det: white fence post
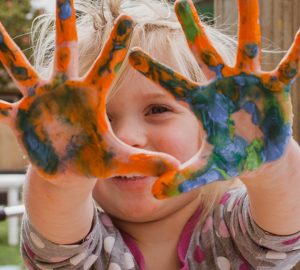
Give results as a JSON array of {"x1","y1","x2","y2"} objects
[
  {"x1": 0, "y1": 174, "x2": 25, "y2": 246},
  {"x1": 7, "y1": 187, "x2": 20, "y2": 246}
]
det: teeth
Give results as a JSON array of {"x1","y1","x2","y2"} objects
[{"x1": 115, "y1": 176, "x2": 143, "y2": 180}]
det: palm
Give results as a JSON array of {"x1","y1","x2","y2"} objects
[
  {"x1": 16, "y1": 80, "x2": 103, "y2": 176},
  {"x1": 187, "y1": 73, "x2": 291, "y2": 177},
  {"x1": 0, "y1": 0, "x2": 177, "y2": 179},
  {"x1": 129, "y1": 0, "x2": 299, "y2": 198}
]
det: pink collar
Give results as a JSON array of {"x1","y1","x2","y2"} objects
[{"x1": 120, "y1": 207, "x2": 202, "y2": 270}]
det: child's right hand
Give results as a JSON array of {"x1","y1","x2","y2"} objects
[{"x1": 0, "y1": 0, "x2": 179, "y2": 182}]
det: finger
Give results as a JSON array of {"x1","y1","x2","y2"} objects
[
  {"x1": 175, "y1": 0, "x2": 225, "y2": 79},
  {"x1": 274, "y1": 29, "x2": 300, "y2": 85},
  {"x1": 152, "y1": 142, "x2": 217, "y2": 198},
  {"x1": 55, "y1": 0, "x2": 78, "y2": 77},
  {"x1": 152, "y1": 165, "x2": 224, "y2": 199},
  {"x1": 84, "y1": 15, "x2": 133, "y2": 91},
  {"x1": 129, "y1": 48, "x2": 200, "y2": 101},
  {"x1": 235, "y1": 0, "x2": 261, "y2": 72},
  {"x1": 152, "y1": 171, "x2": 180, "y2": 199},
  {"x1": 0, "y1": 23, "x2": 40, "y2": 96},
  {"x1": 0, "y1": 100, "x2": 13, "y2": 120}
]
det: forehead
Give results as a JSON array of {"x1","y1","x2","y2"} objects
[{"x1": 115, "y1": 66, "x2": 169, "y2": 97}]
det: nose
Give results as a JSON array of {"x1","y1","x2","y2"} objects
[{"x1": 113, "y1": 119, "x2": 148, "y2": 149}]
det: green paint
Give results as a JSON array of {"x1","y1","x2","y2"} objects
[
  {"x1": 244, "y1": 139, "x2": 264, "y2": 171},
  {"x1": 201, "y1": 51, "x2": 216, "y2": 67},
  {"x1": 214, "y1": 167, "x2": 231, "y2": 180},
  {"x1": 228, "y1": 117, "x2": 235, "y2": 139},
  {"x1": 114, "y1": 62, "x2": 122, "y2": 73},
  {"x1": 176, "y1": 0, "x2": 201, "y2": 42},
  {"x1": 283, "y1": 84, "x2": 291, "y2": 97},
  {"x1": 165, "y1": 173, "x2": 184, "y2": 197}
]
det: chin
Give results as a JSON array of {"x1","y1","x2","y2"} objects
[{"x1": 103, "y1": 196, "x2": 165, "y2": 222}]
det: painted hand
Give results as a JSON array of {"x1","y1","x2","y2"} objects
[
  {"x1": 0, "y1": 0, "x2": 178, "y2": 179},
  {"x1": 129, "y1": 0, "x2": 300, "y2": 198}
]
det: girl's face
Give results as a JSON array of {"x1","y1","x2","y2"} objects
[{"x1": 93, "y1": 67, "x2": 202, "y2": 222}]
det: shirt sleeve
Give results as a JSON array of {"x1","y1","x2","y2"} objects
[
  {"x1": 21, "y1": 205, "x2": 102, "y2": 270},
  {"x1": 20, "y1": 206, "x2": 138, "y2": 270},
  {"x1": 221, "y1": 187, "x2": 300, "y2": 269}
]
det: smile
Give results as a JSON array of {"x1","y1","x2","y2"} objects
[
  {"x1": 113, "y1": 175, "x2": 147, "y2": 181},
  {"x1": 109, "y1": 175, "x2": 156, "y2": 193}
]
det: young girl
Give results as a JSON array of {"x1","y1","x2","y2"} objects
[{"x1": 0, "y1": 0, "x2": 300, "y2": 269}]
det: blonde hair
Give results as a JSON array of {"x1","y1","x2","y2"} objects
[{"x1": 31, "y1": 0, "x2": 243, "y2": 223}]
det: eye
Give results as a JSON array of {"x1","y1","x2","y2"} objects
[{"x1": 145, "y1": 105, "x2": 171, "y2": 116}]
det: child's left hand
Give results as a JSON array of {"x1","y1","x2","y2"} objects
[{"x1": 129, "y1": 0, "x2": 300, "y2": 198}]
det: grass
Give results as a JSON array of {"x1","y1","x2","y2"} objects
[{"x1": 0, "y1": 220, "x2": 23, "y2": 267}]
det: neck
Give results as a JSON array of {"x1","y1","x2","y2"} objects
[{"x1": 112, "y1": 194, "x2": 202, "y2": 270}]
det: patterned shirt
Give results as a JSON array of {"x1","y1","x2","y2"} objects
[{"x1": 21, "y1": 188, "x2": 300, "y2": 269}]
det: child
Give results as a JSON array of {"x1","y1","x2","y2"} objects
[{"x1": 0, "y1": 0, "x2": 300, "y2": 269}]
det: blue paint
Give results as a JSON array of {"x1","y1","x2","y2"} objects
[
  {"x1": 28, "y1": 86, "x2": 37, "y2": 97},
  {"x1": 17, "y1": 108, "x2": 59, "y2": 175},
  {"x1": 214, "y1": 136, "x2": 248, "y2": 173},
  {"x1": 63, "y1": 135, "x2": 80, "y2": 160},
  {"x1": 179, "y1": 168, "x2": 222, "y2": 193},
  {"x1": 242, "y1": 101, "x2": 260, "y2": 125},
  {"x1": 208, "y1": 64, "x2": 224, "y2": 78},
  {"x1": 11, "y1": 65, "x2": 30, "y2": 81},
  {"x1": 290, "y1": 78, "x2": 296, "y2": 86},
  {"x1": 233, "y1": 75, "x2": 246, "y2": 87},
  {"x1": 97, "y1": 21, "x2": 133, "y2": 76},
  {"x1": 280, "y1": 63, "x2": 297, "y2": 79},
  {"x1": 23, "y1": 129, "x2": 59, "y2": 174},
  {"x1": 58, "y1": 0, "x2": 73, "y2": 20},
  {"x1": 0, "y1": 33, "x2": 16, "y2": 61},
  {"x1": 244, "y1": 43, "x2": 259, "y2": 59},
  {"x1": 262, "y1": 123, "x2": 291, "y2": 161},
  {"x1": 207, "y1": 93, "x2": 230, "y2": 124},
  {"x1": 0, "y1": 32, "x2": 10, "y2": 54}
]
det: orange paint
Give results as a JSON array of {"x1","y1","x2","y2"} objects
[
  {"x1": 236, "y1": 0, "x2": 261, "y2": 72},
  {"x1": 175, "y1": 0, "x2": 224, "y2": 80},
  {"x1": 56, "y1": 47, "x2": 71, "y2": 74},
  {"x1": 0, "y1": 23, "x2": 40, "y2": 96}
]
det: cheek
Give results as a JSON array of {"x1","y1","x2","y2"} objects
[{"x1": 150, "y1": 123, "x2": 201, "y2": 163}]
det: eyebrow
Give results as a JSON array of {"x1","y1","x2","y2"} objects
[{"x1": 143, "y1": 93, "x2": 171, "y2": 99}]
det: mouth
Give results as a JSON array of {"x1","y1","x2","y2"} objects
[
  {"x1": 109, "y1": 175, "x2": 156, "y2": 192},
  {"x1": 112, "y1": 175, "x2": 148, "y2": 181}
]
